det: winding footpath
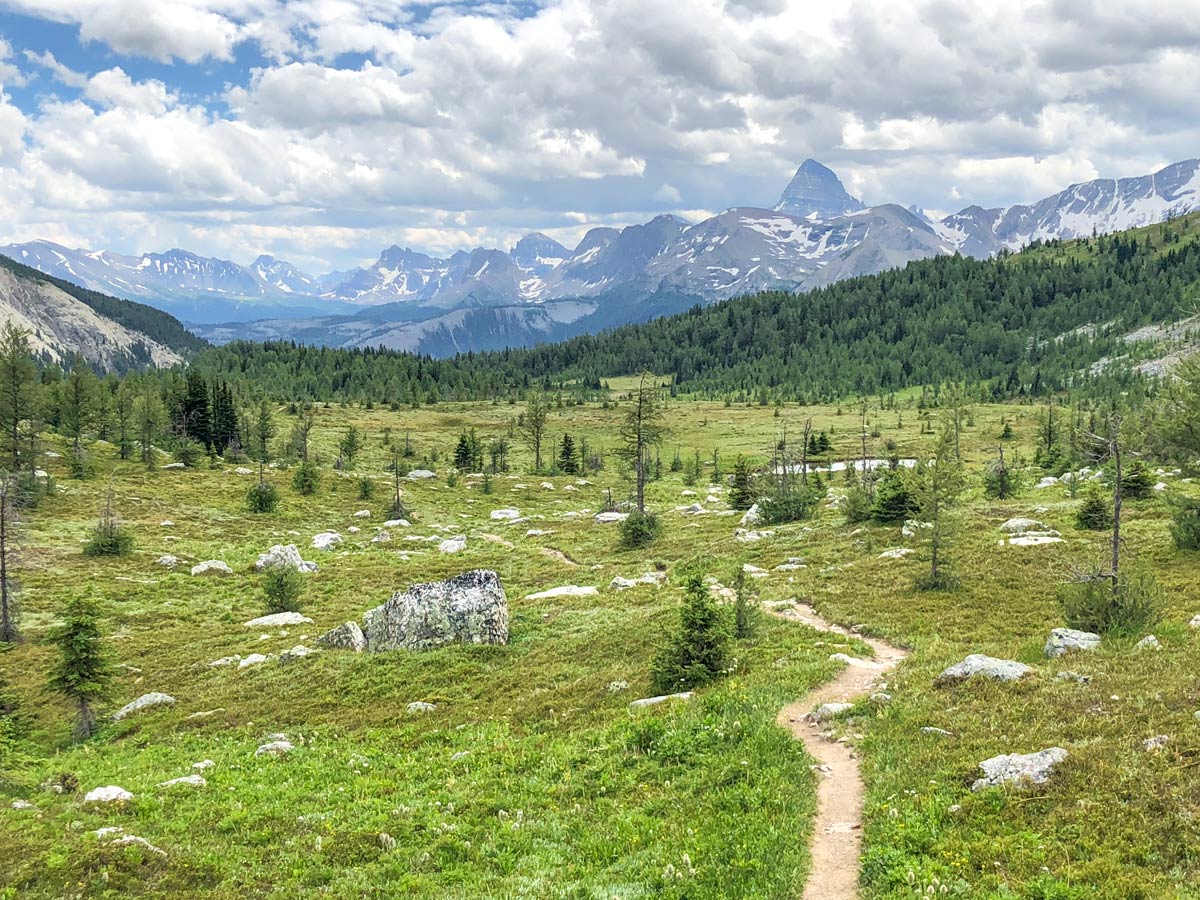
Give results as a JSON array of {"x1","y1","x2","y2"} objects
[{"x1": 770, "y1": 602, "x2": 908, "y2": 900}]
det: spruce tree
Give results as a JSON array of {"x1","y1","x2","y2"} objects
[
  {"x1": 48, "y1": 594, "x2": 113, "y2": 740},
  {"x1": 0, "y1": 323, "x2": 38, "y2": 473}
]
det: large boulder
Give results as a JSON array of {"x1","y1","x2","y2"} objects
[
  {"x1": 112, "y1": 692, "x2": 176, "y2": 722},
  {"x1": 1044, "y1": 628, "x2": 1100, "y2": 658},
  {"x1": 255, "y1": 544, "x2": 318, "y2": 573},
  {"x1": 364, "y1": 569, "x2": 508, "y2": 652},
  {"x1": 937, "y1": 655, "x2": 1032, "y2": 684},
  {"x1": 971, "y1": 748, "x2": 1068, "y2": 791},
  {"x1": 317, "y1": 621, "x2": 367, "y2": 652},
  {"x1": 740, "y1": 503, "x2": 762, "y2": 526}
]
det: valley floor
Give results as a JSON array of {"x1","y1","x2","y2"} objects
[{"x1": 2, "y1": 396, "x2": 1200, "y2": 899}]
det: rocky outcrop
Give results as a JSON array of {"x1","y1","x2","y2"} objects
[{"x1": 363, "y1": 569, "x2": 508, "y2": 652}]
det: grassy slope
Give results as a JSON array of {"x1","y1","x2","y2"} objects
[{"x1": 1, "y1": 396, "x2": 1199, "y2": 898}]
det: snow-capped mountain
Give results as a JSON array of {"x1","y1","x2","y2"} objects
[
  {"x1": 5, "y1": 157, "x2": 1199, "y2": 337},
  {"x1": 935, "y1": 159, "x2": 1200, "y2": 256}
]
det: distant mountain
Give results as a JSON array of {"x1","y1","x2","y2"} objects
[
  {"x1": 7, "y1": 158, "x2": 1200, "y2": 351},
  {"x1": 0, "y1": 253, "x2": 200, "y2": 370},
  {"x1": 935, "y1": 159, "x2": 1200, "y2": 255}
]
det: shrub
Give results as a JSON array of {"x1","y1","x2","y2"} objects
[
  {"x1": 650, "y1": 574, "x2": 731, "y2": 693},
  {"x1": 841, "y1": 481, "x2": 873, "y2": 523},
  {"x1": 247, "y1": 481, "x2": 279, "y2": 514},
  {"x1": 620, "y1": 510, "x2": 662, "y2": 549},
  {"x1": 357, "y1": 477, "x2": 375, "y2": 501},
  {"x1": 730, "y1": 456, "x2": 754, "y2": 510},
  {"x1": 292, "y1": 461, "x2": 321, "y2": 496},
  {"x1": 263, "y1": 565, "x2": 304, "y2": 614},
  {"x1": 68, "y1": 451, "x2": 90, "y2": 480},
  {"x1": 758, "y1": 489, "x2": 817, "y2": 525},
  {"x1": 870, "y1": 469, "x2": 916, "y2": 523},
  {"x1": 731, "y1": 567, "x2": 760, "y2": 639},
  {"x1": 982, "y1": 457, "x2": 1024, "y2": 500},
  {"x1": 1075, "y1": 486, "x2": 1112, "y2": 531},
  {"x1": 82, "y1": 496, "x2": 133, "y2": 557},
  {"x1": 1119, "y1": 460, "x2": 1154, "y2": 500},
  {"x1": 1058, "y1": 570, "x2": 1162, "y2": 637},
  {"x1": 1168, "y1": 494, "x2": 1200, "y2": 550},
  {"x1": 174, "y1": 440, "x2": 204, "y2": 468}
]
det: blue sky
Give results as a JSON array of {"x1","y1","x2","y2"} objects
[{"x1": 0, "y1": 0, "x2": 1197, "y2": 274}]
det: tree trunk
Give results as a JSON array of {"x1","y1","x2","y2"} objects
[{"x1": 1111, "y1": 435, "x2": 1122, "y2": 593}]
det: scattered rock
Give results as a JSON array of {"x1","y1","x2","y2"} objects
[
  {"x1": 610, "y1": 572, "x2": 666, "y2": 590},
  {"x1": 594, "y1": 511, "x2": 628, "y2": 524},
  {"x1": 1008, "y1": 534, "x2": 1066, "y2": 547},
  {"x1": 84, "y1": 785, "x2": 134, "y2": 804},
  {"x1": 1143, "y1": 734, "x2": 1170, "y2": 752},
  {"x1": 1055, "y1": 671, "x2": 1091, "y2": 684},
  {"x1": 238, "y1": 654, "x2": 270, "y2": 669},
  {"x1": 279, "y1": 645, "x2": 318, "y2": 664},
  {"x1": 1044, "y1": 628, "x2": 1101, "y2": 658},
  {"x1": 190, "y1": 560, "x2": 232, "y2": 577},
  {"x1": 1035, "y1": 476, "x2": 1060, "y2": 489},
  {"x1": 160, "y1": 462, "x2": 185, "y2": 470},
  {"x1": 312, "y1": 531, "x2": 343, "y2": 551},
  {"x1": 1190, "y1": 614, "x2": 1200, "y2": 629},
  {"x1": 809, "y1": 702, "x2": 854, "y2": 722},
  {"x1": 740, "y1": 503, "x2": 762, "y2": 526},
  {"x1": 255, "y1": 740, "x2": 294, "y2": 757},
  {"x1": 363, "y1": 569, "x2": 509, "y2": 651},
  {"x1": 155, "y1": 554, "x2": 180, "y2": 568},
  {"x1": 235, "y1": 467, "x2": 253, "y2": 475},
  {"x1": 879, "y1": 548, "x2": 914, "y2": 559},
  {"x1": 158, "y1": 774, "x2": 206, "y2": 788},
  {"x1": 735, "y1": 529, "x2": 774, "y2": 543},
  {"x1": 371, "y1": 530, "x2": 392, "y2": 544},
  {"x1": 244, "y1": 611, "x2": 312, "y2": 629},
  {"x1": 437, "y1": 536, "x2": 467, "y2": 554},
  {"x1": 630, "y1": 691, "x2": 694, "y2": 709},
  {"x1": 112, "y1": 692, "x2": 176, "y2": 721},
  {"x1": 192, "y1": 760, "x2": 215, "y2": 771},
  {"x1": 317, "y1": 621, "x2": 367, "y2": 652},
  {"x1": 921, "y1": 726, "x2": 955, "y2": 737},
  {"x1": 540, "y1": 482, "x2": 555, "y2": 490},
  {"x1": 353, "y1": 510, "x2": 371, "y2": 518},
  {"x1": 406, "y1": 701, "x2": 436, "y2": 714},
  {"x1": 407, "y1": 469, "x2": 436, "y2": 479},
  {"x1": 607, "y1": 680, "x2": 629, "y2": 693},
  {"x1": 208, "y1": 655, "x2": 241, "y2": 667},
  {"x1": 451, "y1": 751, "x2": 472, "y2": 762},
  {"x1": 1000, "y1": 517, "x2": 1050, "y2": 534},
  {"x1": 937, "y1": 655, "x2": 1032, "y2": 684},
  {"x1": 1136, "y1": 634, "x2": 1162, "y2": 651},
  {"x1": 11, "y1": 799, "x2": 34, "y2": 810},
  {"x1": 971, "y1": 747, "x2": 1068, "y2": 791},
  {"x1": 95, "y1": 830, "x2": 166, "y2": 856},
  {"x1": 490, "y1": 508, "x2": 521, "y2": 521},
  {"x1": 255, "y1": 544, "x2": 318, "y2": 573},
  {"x1": 676, "y1": 502, "x2": 706, "y2": 515},
  {"x1": 525, "y1": 585, "x2": 598, "y2": 600}
]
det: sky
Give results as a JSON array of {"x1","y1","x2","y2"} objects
[{"x1": 0, "y1": 0, "x2": 1197, "y2": 274}]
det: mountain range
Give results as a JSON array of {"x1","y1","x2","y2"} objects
[{"x1": 4, "y1": 158, "x2": 1199, "y2": 355}]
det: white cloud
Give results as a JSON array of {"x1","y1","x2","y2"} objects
[{"x1": 0, "y1": 0, "x2": 1197, "y2": 270}]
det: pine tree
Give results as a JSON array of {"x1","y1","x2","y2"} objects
[
  {"x1": 59, "y1": 354, "x2": 97, "y2": 466},
  {"x1": 181, "y1": 371, "x2": 212, "y2": 449},
  {"x1": 48, "y1": 594, "x2": 113, "y2": 740},
  {"x1": 520, "y1": 393, "x2": 550, "y2": 472},
  {"x1": 339, "y1": 424, "x2": 363, "y2": 468},
  {"x1": 0, "y1": 323, "x2": 38, "y2": 473},
  {"x1": 730, "y1": 455, "x2": 754, "y2": 509},
  {"x1": 910, "y1": 424, "x2": 966, "y2": 588},
  {"x1": 134, "y1": 387, "x2": 166, "y2": 467},
  {"x1": 113, "y1": 381, "x2": 135, "y2": 460},
  {"x1": 651, "y1": 573, "x2": 731, "y2": 693},
  {"x1": 558, "y1": 433, "x2": 579, "y2": 475}
]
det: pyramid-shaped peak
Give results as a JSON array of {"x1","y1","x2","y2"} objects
[{"x1": 775, "y1": 159, "x2": 865, "y2": 219}]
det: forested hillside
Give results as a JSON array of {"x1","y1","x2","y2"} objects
[
  {"x1": 190, "y1": 215, "x2": 1200, "y2": 403},
  {"x1": 0, "y1": 254, "x2": 205, "y2": 358}
]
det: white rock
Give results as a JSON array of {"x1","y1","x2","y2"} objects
[
  {"x1": 353, "y1": 510, "x2": 371, "y2": 518},
  {"x1": 526, "y1": 528, "x2": 552, "y2": 536},
  {"x1": 810, "y1": 702, "x2": 854, "y2": 722},
  {"x1": 594, "y1": 511, "x2": 628, "y2": 524},
  {"x1": 11, "y1": 799, "x2": 34, "y2": 810},
  {"x1": 84, "y1": 786, "x2": 133, "y2": 804},
  {"x1": 190, "y1": 560, "x2": 232, "y2": 577},
  {"x1": 255, "y1": 544, "x2": 317, "y2": 573},
  {"x1": 1136, "y1": 634, "x2": 1161, "y2": 651},
  {"x1": 158, "y1": 774, "x2": 206, "y2": 788},
  {"x1": 244, "y1": 612, "x2": 312, "y2": 628},
  {"x1": 1153, "y1": 482, "x2": 1169, "y2": 492},
  {"x1": 238, "y1": 654, "x2": 270, "y2": 669},
  {"x1": 438, "y1": 536, "x2": 467, "y2": 554},
  {"x1": 382, "y1": 519, "x2": 410, "y2": 528},
  {"x1": 1143, "y1": 734, "x2": 1170, "y2": 752},
  {"x1": 879, "y1": 548, "x2": 914, "y2": 559},
  {"x1": 371, "y1": 531, "x2": 392, "y2": 544},
  {"x1": 735, "y1": 529, "x2": 773, "y2": 543},
  {"x1": 1190, "y1": 614, "x2": 1200, "y2": 629},
  {"x1": 526, "y1": 585, "x2": 598, "y2": 600},
  {"x1": 490, "y1": 508, "x2": 521, "y2": 521},
  {"x1": 311, "y1": 531, "x2": 343, "y2": 551},
  {"x1": 610, "y1": 572, "x2": 666, "y2": 591},
  {"x1": 540, "y1": 482, "x2": 555, "y2": 490},
  {"x1": 159, "y1": 520, "x2": 175, "y2": 527},
  {"x1": 235, "y1": 467, "x2": 253, "y2": 475},
  {"x1": 208, "y1": 655, "x2": 241, "y2": 668},
  {"x1": 971, "y1": 748, "x2": 1068, "y2": 791},
  {"x1": 740, "y1": 503, "x2": 762, "y2": 526},
  {"x1": 347, "y1": 526, "x2": 361, "y2": 534},
  {"x1": 407, "y1": 701, "x2": 437, "y2": 714},
  {"x1": 160, "y1": 462, "x2": 186, "y2": 470},
  {"x1": 192, "y1": 760, "x2": 215, "y2": 771},
  {"x1": 1044, "y1": 628, "x2": 1101, "y2": 658},
  {"x1": 676, "y1": 503, "x2": 705, "y2": 515},
  {"x1": 279, "y1": 645, "x2": 317, "y2": 664},
  {"x1": 155, "y1": 554, "x2": 180, "y2": 568},
  {"x1": 407, "y1": 469, "x2": 436, "y2": 479},
  {"x1": 937, "y1": 655, "x2": 1031, "y2": 683},
  {"x1": 1008, "y1": 535, "x2": 1065, "y2": 546},
  {"x1": 1000, "y1": 517, "x2": 1050, "y2": 534},
  {"x1": 255, "y1": 740, "x2": 294, "y2": 757},
  {"x1": 112, "y1": 692, "x2": 176, "y2": 721},
  {"x1": 1035, "y1": 476, "x2": 1060, "y2": 489},
  {"x1": 630, "y1": 691, "x2": 694, "y2": 709}
]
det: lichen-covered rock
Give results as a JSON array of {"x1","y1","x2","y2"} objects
[
  {"x1": 238, "y1": 653, "x2": 270, "y2": 669},
  {"x1": 407, "y1": 469, "x2": 436, "y2": 479},
  {"x1": 190, "y1": 560, "x2": 232, "y2": 577},
  {"x1": 255, "y1": 544, "x2": 317, "y2": 573},
  {"x1": 407, "y1": 701, "x2": 436, "y2": 714},
  {"x1": 971, "y1": 747, "x2": 1067, "y2": 791},
  {"x1": 255, "y1": 740, "x2": 294, "y2": 757},
  {"x1": 279, "y1": 645, "x2": 318, "y2": 664},
  {"x1": 809, "y1": 702, "x2": 854, "y2": 722},
  {"x1": 594, "y1": 511, "x2": 628, "y2": 524},
  {"x1": 112, "y1": 692, "x2": 176, "y2": 721},
  {"x1": 244, "y1": 611, "x2": 312, "y2": 628},
  {"x1": 740, "y1": 503, "x2": 762, "y2": 526},
  {"x1": 1000, "y1": 517, "x2": 1050, "y2": 534},
  {"x1": 937, "y1": 655, "x2": 1032, "y2": 684},
  {"x1": 490, "y1": 508, "x2": 521, "y2": 520},
  {"x1": 311, "y1": 531, "x2": 343, "y2": 551},
  {"x1": 1044, "y1": 628, "x2": 1100, "y2": 658},
  {"x1": 438, "y1": 536, "x2": 467, "y2": 554},
  {"x1": 317, "y1": 621, "x2": 367, "y2": 652},
  {"x1": 363, "y1": 569, "x2": 508, "y2": 652},
  {"x1": 1136, "y1": 634, "x2": 1161, "y2": 651},
  {"x1": 155, "y1": 554, "x2": 180, "y2": 569}
]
